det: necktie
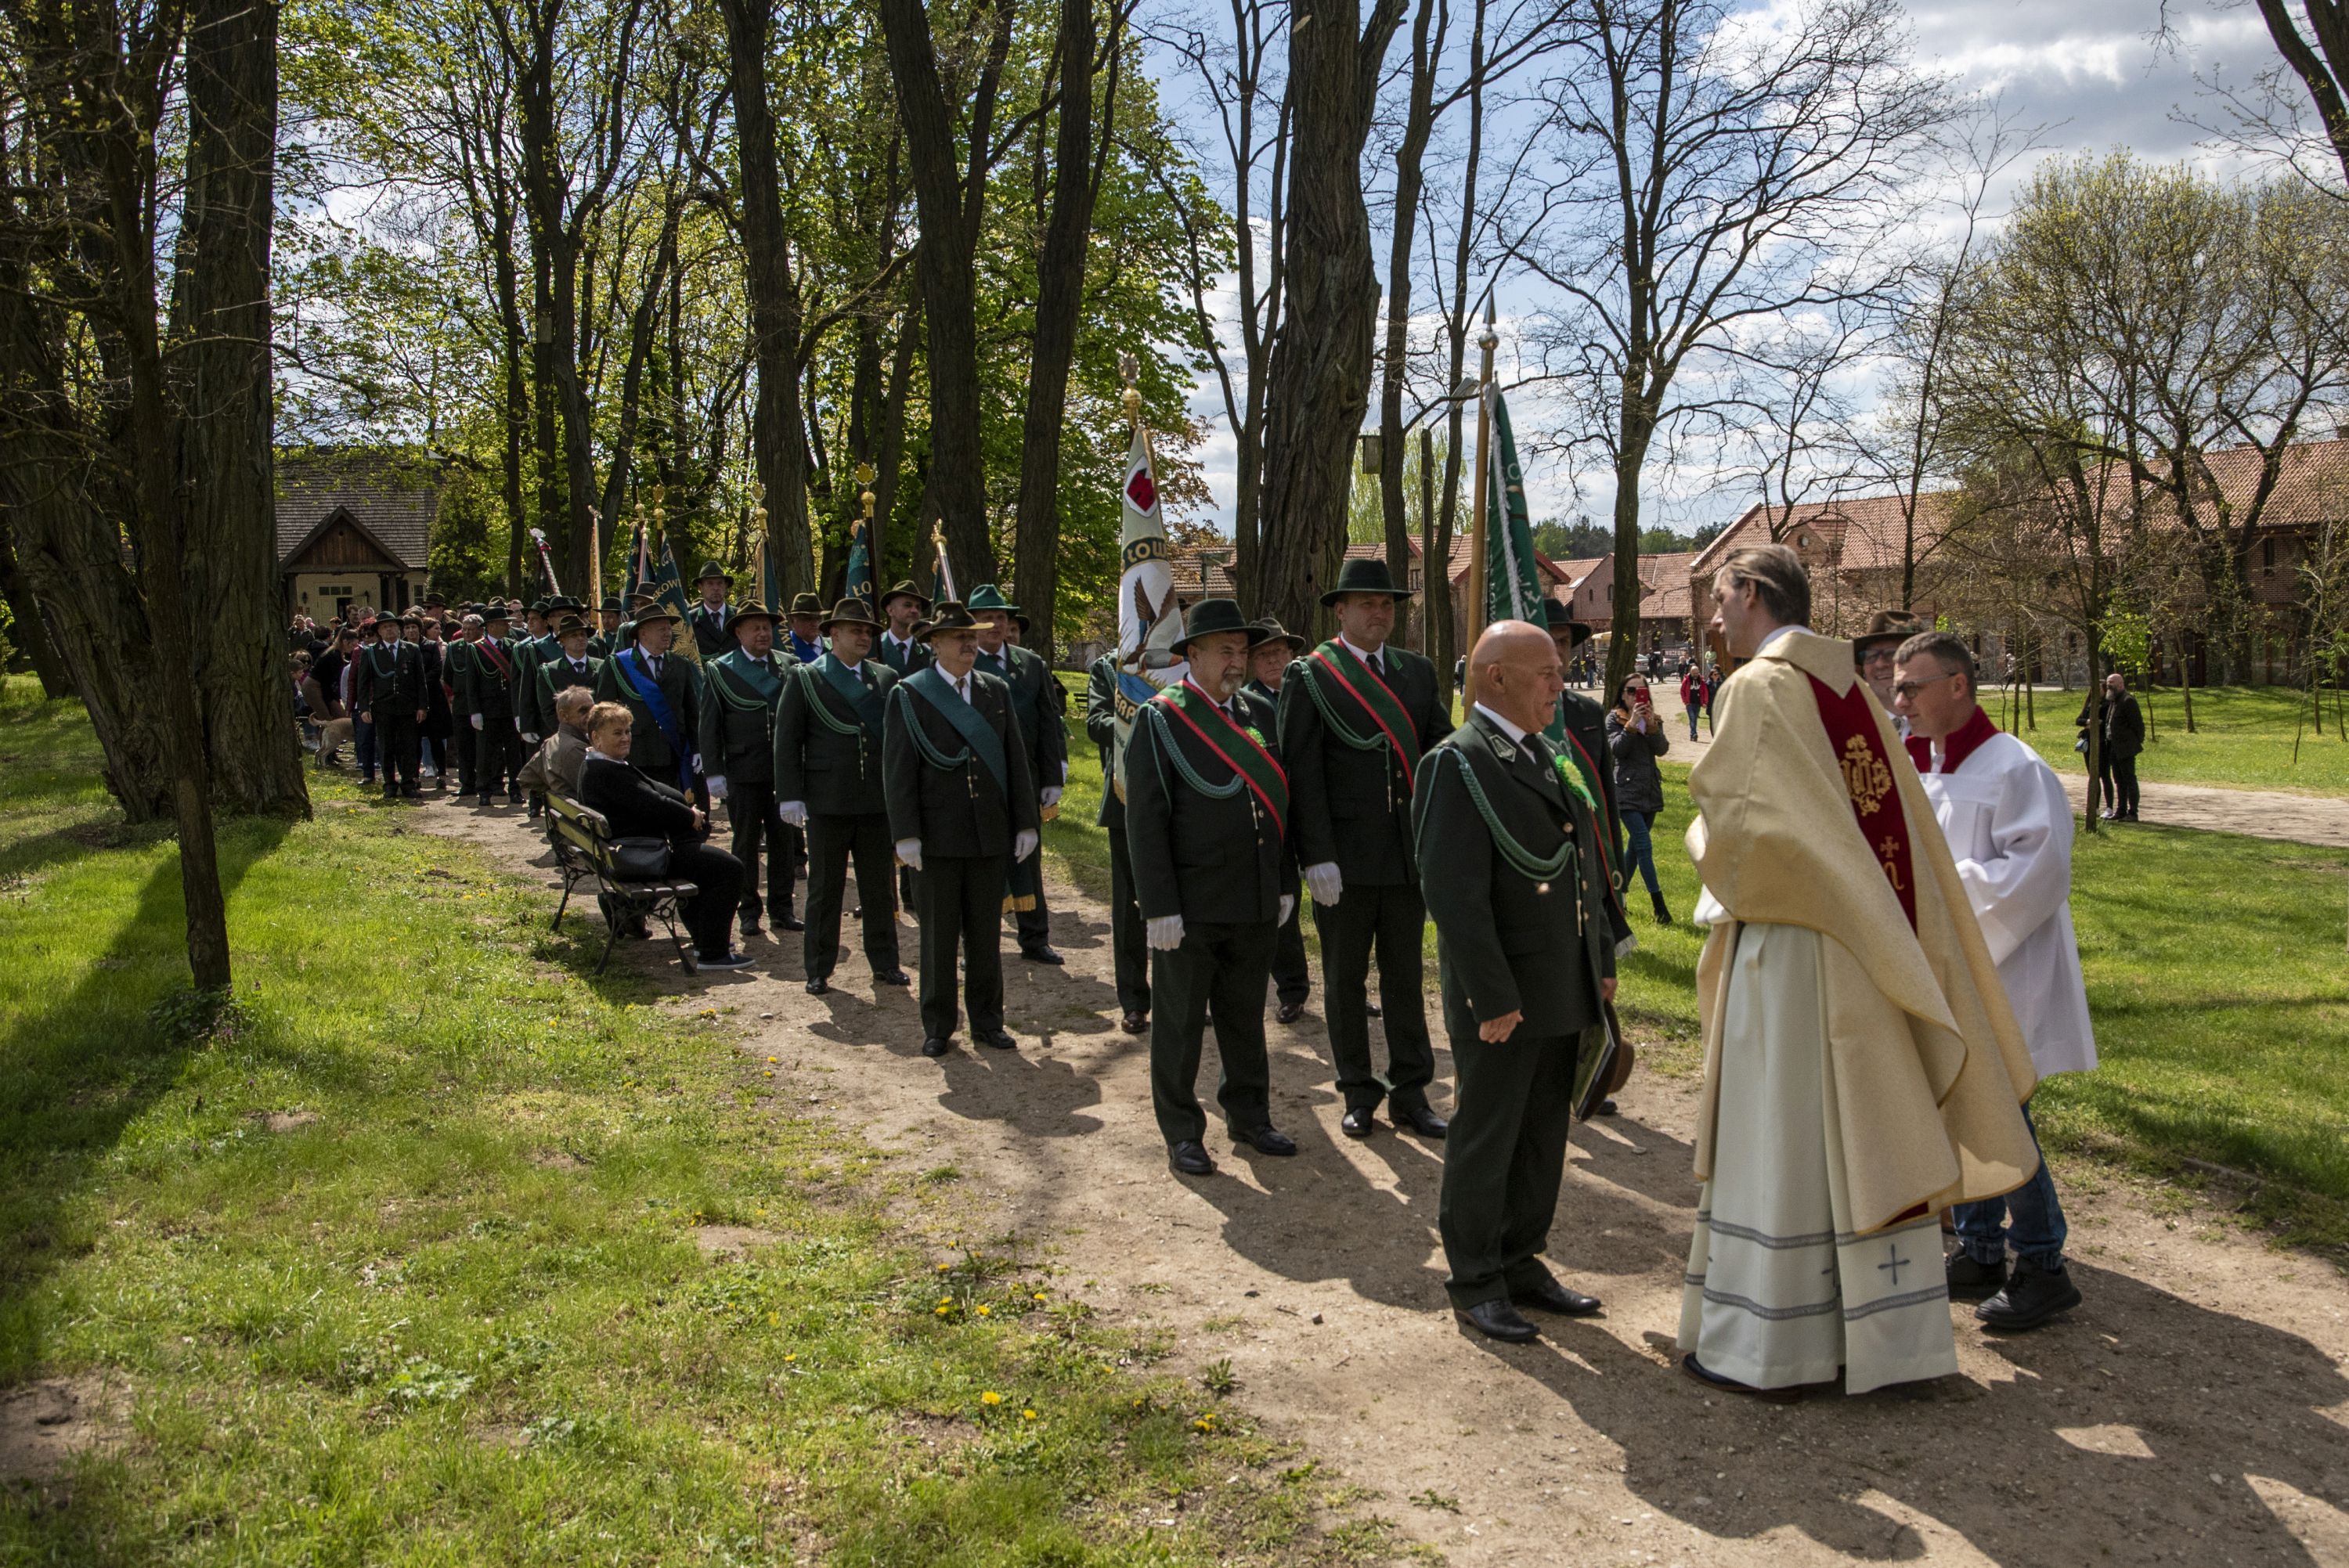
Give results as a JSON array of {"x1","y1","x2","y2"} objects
[{"x1": 649, "y1": 657, "x2": 662, "y2": 680}]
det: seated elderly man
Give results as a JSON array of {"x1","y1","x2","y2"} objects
[{"x1": 520, "y1": 685, "x2": 596, "y2": 801}]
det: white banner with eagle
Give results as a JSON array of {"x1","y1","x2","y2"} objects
[{"x1": 1110, "y1": 424, "x2": 1186, "y2": 802}]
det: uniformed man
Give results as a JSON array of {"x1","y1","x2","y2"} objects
[
  {"x1": 783, "y1": 592, "x2": 827, "y2": 665},
  {"x1": 967, "y1": 584, "x2": 1066, "y2": 964},
  {"x1": 353, "y1": 609, "x2": 428, "y2": 801},
  {"x1": 776, "y1": 598, "x2": 908, "y2": 995},
  {"x1": 528, "y1": 615, "x2": 604, "y2": 767},
  {"x1": 417, "y1": 612, "x2": 454, "y2": 788},
  {"x1": 698, "y1": 601, "x2": 799, "y2": 940},
  {"x1": 1247, "y1": 616, "x2": 1312, "y2": 1025},
  {"x1": 882, "y1": 601, "x2": 1040, "y2": 1058},
  {"x1": 459, "y1": 604, "x2": 525, "y2": 807},
  {"x1": 1083, "y1": 648, "x2": 1150, "y2": 1035},
  {"x1": 595, "y1": 603, "x2": 704, "y2": 799},
  {"x1": 446, "y1": 611, "x2": 484, "y2": 798},
  {"x1": 874, "y1": 582, "x2": 932, "y2": 674},
  {"x1": 1415, "y1": 619, "x2": 1621, "y2": 1343},
  {"x1": 1278, "y1": 557, "x2": 1454, "y2": 1139},
  {"x1": 588, "y1": 596, "x2": 626, "y2": 659},
  {"x1": 1125, "y1": 600, "x2": 1297, "y2": 1177},
  {"x1": 1541, "y1": 601, "x2": 1632, "y2": 968},
  {"x1": 521, "y1": 598, "x2": 550, "y2": 647},
  {"x1": 688, "y1": 564, "x2": 736, "y2": 658}
]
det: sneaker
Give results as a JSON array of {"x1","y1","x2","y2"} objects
[
  {"x1": 1975, "y1": 1259, "x2": 2080, "y2": 1331},
  {"x1": 1945, "y1": 1250, "x2": 2008, "y2": 1300},
  {"x1": 698, "y1": 951, "x2": 756, "y2": 971}
]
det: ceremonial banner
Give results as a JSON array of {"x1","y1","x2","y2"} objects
[
  {"x1": 651, "y1": 533, "x2": 701, "y2": 665},
  {"x1": 1481, "y1": 385, "x2": 1546, "y2": 627},
  {"x1": 624, "y1": 511, "x2": 651, "y2": 601},
  {"x1": 928, "y1": 522, "x2": 958, "y2": 607},
  {"x1": 1110, "y1": 424, "x2": 1187, "y2": 802},
  {"x1": 845, "y1": 521, "x2": 875, "y2": 605},
  {"x1": 751, "y1": 532, "x2": 781, "y2": 614}
]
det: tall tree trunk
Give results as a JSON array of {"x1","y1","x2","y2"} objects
[
  {"x1": 877, "y1": 0, "x2": 1010, "y2": 589},
  {"x1": 494, "y1": 203, "x2": 529, "y2": 602},
  {"x1": 1011, "y1": 0, "x2": 1106, "y2": 665},
  {"x1": 1258, "y1": 0, "x2": 1407, "y2": 635},
  {"x1": 0, "y1": 517, "x2": 75, "y2": 698},
  {"x1": 874, "y1": 294, "x2": 922, "y2": 579},
  {"x1": 174, "y1": 0, "x2": 306, "y2": 815},
  {"x1": 1604, "y1": 408, "x2": 1657, "y2": 692},
  {"x1": 529, "y1": 240, "x2": 561, "y2": 593},
  {"x1": 1379, "y1": 0, "x2": 1444, "y2": 640},
  {"x1": 1429, "y1": 0, "x2": 1485, "y2": 691}
]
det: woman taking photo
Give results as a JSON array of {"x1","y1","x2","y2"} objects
[
  {"x1": 578, "y1": 701, "x2": 752, "y2": 971},
  {"x1": 1604, "y1": 675, "x2": 1672, "y2": 924}
]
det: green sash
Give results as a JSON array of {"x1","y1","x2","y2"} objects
[
  {"x1": 897, "y1": 666, "x2": 1008, "y2": 793},
  {"x1": 1304, "y1": 640, "x2": 1420, "y2": 788},
  {"x1": 814, "y1": 654, "x2": 886, "y2": 740},
  {"x1": 705, "y1": 654, "x2": 781, "y2": 713},
  {"x1": 1153, "y1": 679, "x2": 1288, "y2": 836}
]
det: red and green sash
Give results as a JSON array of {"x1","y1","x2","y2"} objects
[
  {"x1": 1156, "y1": 679, "x2": 1289, "y2": 836},
  {"x1": 1808, "y1": 675, "x2": 1918, "y2": 931},
  {"x1": 1306, "y1": 640, "x2": 1420, "y2": 788}
]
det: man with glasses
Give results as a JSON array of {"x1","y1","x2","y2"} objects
[{"x1": 1853, "y1": 611, "x2": 1927, "y2": 731}]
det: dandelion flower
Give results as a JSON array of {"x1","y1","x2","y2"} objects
[
  {"x1": 934, "y1": 1306, "x2": 950, "y2": 1317},
  {"x1": 936, "y1": 1263, "x2": 950, "y2": 1272},
  {"x1": 1022, "y1": 1409, "x2": 1037, "y2": 1422},
  {"x1": 975, "y1": 1305, "x2": 991, "y2": 1317},
  {"x1": 1032, "y1": 1292, "x2": 1046, "y2": 1302},
  {"x1": 980, "y1": 1391, "x2": 1004, "y2": 1407}
]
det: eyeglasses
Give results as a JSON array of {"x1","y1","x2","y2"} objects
[
  {"x1": 1859, "y1": 647, "x2": 1899, "y2": 669},
  {"x1": 1890, "y1": 671, "x2": 1960, "y2": 700}
]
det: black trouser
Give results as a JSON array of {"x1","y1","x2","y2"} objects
[
  {"x1": 475, "y1": 721, "x2": 522, "y2": 800},
  {"x1": 1312, "y1": 882, "x2": 1437, "y2": 1113},
  {"x1": 1106, "y1": 822, "x2": 1151, "y2": 1016},
  {"x1": 916, "y1": 853, "x2": 1006, "y2": 1040},
  {"x1": 2110, "y1": 753, "x2": 2140, "y2": 817},
  {"x1": 372, "y1": 712, "x2": 420, "y2": 795},
  {"x1": 1012, "y1": 885, "x2": 1053, "y2": 953},
  {"x1": 669, "y1": 841, "x2": 746, "y2": 961},
  {"x1": 1149, "y1": 919, "x2": 1276, "y2": 1145},
  {"x1": 454, "y1": 718, "x2": 479, "y2": 795},
  {"x1": 724, "y1": 781, "x2": 796, "y2": 927},
  {"x1": 1272, "y1": 868, "x2": 1309, "y2": 1007},
  {"x1": 1440, "y1": 1027, "x2": 1580, "y2": 1309},
  {"x1": 806, "y1": 811, "x2": 900, "y2": 979}
]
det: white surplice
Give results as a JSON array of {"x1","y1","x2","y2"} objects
[
  {"x1": 1678, "y1": 923, "x2": 1961, "y2": 1394},
  {"x1": 1914, "y1": 731, "x2": 2098, "y2": 1078}
]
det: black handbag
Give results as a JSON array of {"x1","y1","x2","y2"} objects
[{"x1": 608, "y1": 836, "x2": 672, "y2": 879}]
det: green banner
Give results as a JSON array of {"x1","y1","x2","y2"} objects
[{"x1": 1483, "y1": 385, "x2": 1547, "y2": 626}]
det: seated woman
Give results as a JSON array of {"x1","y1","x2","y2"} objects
[
  {"x1": 577, "y1": 701, "x2": 752, "y2": 971},
  {"x1": 1604, "y1": 674, "x2": 1672, "y2": 925}
]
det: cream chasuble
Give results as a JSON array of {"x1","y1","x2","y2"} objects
[{"x1": 1678, "y1": 630, "x2": 2039, "y2": 1394}]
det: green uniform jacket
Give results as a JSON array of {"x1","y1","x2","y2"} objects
[
  {"x1": 1123, "y1": 686, "x2": 1292, "y2": 926},
  {"x1": 586, "y1": 630, "x2": 620, "y2": 660},
  {"x1": 1277, "y1": 643, "x2": 1454, "y2": 886},
  {"x1": 527, "y1": 652, "x2": 604, "y2": 740},
  {"x1": 511, "y1": 633, "x2": 559, "y2": 734},
  {"x1": 774, "y1": 657, "x2": 898, "y2": 816},
  {"x1": 445, "y1": 640, "x2": 478, "y2": 719},
  {"x1": 687, "y1": 603, "x2": 735, "y2": 661},
  {"x1": 882, "y1": 669, "x2": 1038, "y2": 857},
  {"x1": 695, "y1": 647, "x2": 792, "y2": 786},
  {"x1": 353, "y1": 640, "x2": 425, "y2": 716},
  {"x1": 1084, "y1": 655, "x2": 1124, "y2": 830},
  {"x1": 875, "y1": 631, "x2": 931, "y2": 676},
  {"x1": 976, "y1": 643, "x2": 1068, "y2": 794},
  {"x1": 458, "y1": 635, "x2": 521, "y2": 722},
  {"x1": 593, "y1": 645, "x2": 703, "y2": 776},
  {"x1": 1413, "y1": 708, "x2": 1619, "y2": 1038}
]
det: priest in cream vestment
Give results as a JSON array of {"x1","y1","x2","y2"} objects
[{"x1": 1679, "y1": 546, "x2": 2039, "y2": 1400}]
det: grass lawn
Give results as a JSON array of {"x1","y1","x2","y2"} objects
[
  {"x1": 1988, "y1": 683, "x2": 2349, "y2": 798},
  {"x1": 0, "y1": 678, "x2": 1381, "y2": 1565}
]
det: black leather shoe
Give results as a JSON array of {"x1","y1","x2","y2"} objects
[
  {"x1": 1511, "y1": 1275, "x2": 1602, "y2": 1317},
  {"x1": 1455, "y1": 1299, "x2": 1539, "y2": 1343},
  {"x1": 1593, "y1": 1098, "x2": 1618, "y2": 1117},
  {"x1": 1169, "y1": 1140, "x2": 1215, "y2": 1176},
  {"x1": 805, "y1": 977, "x2": 831, "y2": 996},
  {"x1": 776, "y1": 911, "x2": 805, "y2": 932},
  {"x1": 976, "y1": 1028, "x2": 1017, "y2": 1051},
  {"x1": 1976, "y1": 1260, "x2": 2080, "y2": 1330},
  {"x1": 739, "y1": 919, "x2": 763, "y2": 939},
  {"x1": 1340, "y1": 1106, "x2": 1377, "y2": 1139},
  {"x1": 1276, "y1": 1000, "x2": 1306, "y2": 1025},
  {"x1": 1232, "y1": 1124, "x2": 1297, "y2": 1156},
  {"x1": 1681, "y1": 1353, "x2": 1801, "y2": 1403},
  {"x1": 1120, "y1": 1011, "x2": 1149, "y2": 1036},
  {"x1": 1019, "y1": 945, "x2": 1065, "y2": 965},
  {"x1": 921, "y1": 1036, "x2": 951, "y2": 1058},
  {"x1": 873, "y1": 968, "x2": 911, "y2": 986},
  {"x1": 1366, "y1": 1002, "x2": 1383, "y2": 1018},
  {"x1": 1946, "y1": 1251, "x2": 2008, "y2": 1300},
  {"x1": 1390, "y1": 1101, "x2": 1449, "y2": 1139}
]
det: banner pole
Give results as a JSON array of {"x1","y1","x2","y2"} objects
[{"x1": 1467, "y1": 313, "x2": 1499, "y2": 650}]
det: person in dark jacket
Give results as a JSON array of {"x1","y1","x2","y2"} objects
[
  {"x1": 1542, "y1": 603, "x2": 1631, "y2": 938},
  {"x1": 969, "y1": 584, "x2": 1068, "y2": 964},
  {"x1": 353, "y1": 612, "x2": 428, "y2": 800},
  {"x1": 875, "y1": 582, "x2": 933, "y2": 675},
  {"x1": 775, "y1": 598, "x2": 907, "y2": 994},
  {"x1": 578, "y1": 701, "x2": 750, "y2": 970},
  {"x1": 457, "y1": 605, "x2": 525, "y2": 806},
  {"x1": 1247, "y1": 617, "x2": 1312, "y2": 1023},
  {"x1": 698, "y1": 603, "x2": 799, "y2": 939},
  {"x1": 1084, "y1": 650, "x2": 1152, "y2": 1033},
  {"x1": 1604, "y1": 673, "x2": 1672, "y2": 923},
  {"x1": 594, "y1": 605, "x2": 704, "y2": 800},
  {"x1": 2077, "y1": 672, "x2": 2145, "y2": 820}
]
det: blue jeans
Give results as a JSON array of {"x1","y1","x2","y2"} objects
[
  {"x1": 1684, "y1": 702, "x2": 1702, "y2": 740},
  {"x1": 1621, "y1": 808, "x2": 1663, "y2": 903},
  {"x1": 1954, "y1": 1102, "x2": 2067, "y2": 1270}
]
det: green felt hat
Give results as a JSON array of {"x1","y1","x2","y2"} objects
[
  {"x1": 788, "y1": 592, "x2": 823, "y2": 616},
  {"x1": 1319, "y1": 558, "x2": 1411, "y2": 606},
  {"x1": 879, "y1": 579, "x2": 931, "y2": 615},
  {"x1": 966, "y1": 583, "x2": 1019, "y2": 615},
  {"x1": 915, "y1": 602, "x2": 979, "y2": 642},
  {"x1": 1247, "y1": 616, "x2": 1306, "y2": 653},
  {"x1": 1540, "y1": 600, "x2": 1595, "y2": 646},
  {"x1": 695, "y1": 561, "x2": 733, "y2": 586},
  {"x1": 820, "y1": 598, "x2": 883, "y2": 633}
]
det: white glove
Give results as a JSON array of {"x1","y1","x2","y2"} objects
[
  {"x1": 1041, "y1": 786, "x2": 1063, "y2": 808},
  {"x1": 691, "y1": 752, "x2": 705, "y2": 775},
  {"x1": 1014, "y1": 829, "x2": 1039, "y2": 862},
  {"x1": 1146, "y1": 914, "x2": 1185, "y2": 950},
  {"x1": 512, "y1": 716, "x2": 523, "y2": 732},
  {"x1": 521, "y1": 731, "x2": 539, "y2": 744},
  {"x1": 779, "y1": 800, "x2": 808, "y2": 828},
  {"x1": 470, "y1": 713, "x2": 485, "y2": 731},
  {"x1": 1279, "y1": 894, "x2": 1295, "y2": 927},
  {"x1": 897, "y1": 838, "x2": 923, "y2": 872},
  {"x1": 705, "y1": 775, "x2": 727, "y2": 800},
  {"x1": 1304, "y1": 862, "x2": 1343, "y2": 906}
]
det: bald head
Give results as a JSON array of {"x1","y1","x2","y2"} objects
[{"x1": 1470, "y1": 620, "x2": 1564, "y2": 734}]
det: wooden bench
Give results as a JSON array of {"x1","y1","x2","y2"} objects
[{"x1": 545, "y1": 793, "x2": 702, "y2": 975}]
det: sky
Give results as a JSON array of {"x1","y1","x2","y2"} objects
[{"x1": 1158, "y1": 0, "x2": 2293, "y2": 539}]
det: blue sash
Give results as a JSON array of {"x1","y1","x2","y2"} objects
[
  {"x1": 817, "y1": 654, "x2": 886, "y2": 740},
  {"x1": 614, "y1": 648, "x2": 693, "y2": 793},
  {"x1": 902, "y1": 665, "x2": 1007, "y2": 793}
]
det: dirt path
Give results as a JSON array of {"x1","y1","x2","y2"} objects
[{"x1": 424, "y1": 795, "x2": 2349, "y2": 1566}]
